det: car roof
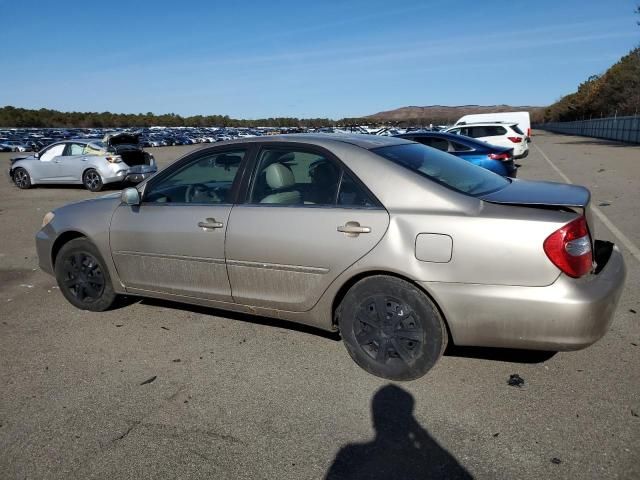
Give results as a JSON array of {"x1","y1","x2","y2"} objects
[
  {"x1": 201, "y1": 133, "x2": 412, "y2": 150},
  {"x1": 450, "y1": 122, "x2": 517, "y2": 127}
]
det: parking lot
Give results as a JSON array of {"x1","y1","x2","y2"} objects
[{"x1": 0, "y1": 131, "x2": 638, "y2": 479}]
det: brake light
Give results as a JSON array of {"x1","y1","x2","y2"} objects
[
  {"x1": 543, "y1": 216, "x2": 592, "y2": 278},
  {"x1": 488, "y1": 152, "x2": 511, "y2": 161},
  {"x1": 507, "y1": 137, "x2": 522, "y2": 143},
  {"x1": 527, "y1": 128, "x2": 531, "y2": 138},
  {"x1": 106, "y1": 155, "x2": 122, "y2": 163}
]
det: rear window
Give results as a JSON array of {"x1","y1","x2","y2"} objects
[
  {"x1": 372, "y1": 143, "x2": 509, "y2": 196},
  {"x1": 510, "y1": 124, "x2": 525, "y2": 135}
]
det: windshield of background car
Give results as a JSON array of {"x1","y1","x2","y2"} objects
[{"x1": 372, "y1": 143, "x2": 509, "y2": 196}]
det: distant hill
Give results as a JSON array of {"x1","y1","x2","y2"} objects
[
  {"x1": 366, "y1": 105, "x2": 543, "y2": 124},
  {"x1": 543, "y1": 47, "x2": 640, "y2": 122}
]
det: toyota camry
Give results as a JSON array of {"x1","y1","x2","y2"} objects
[{"x1": 35, "y1": 134, "x2": 626, "y2": 380}]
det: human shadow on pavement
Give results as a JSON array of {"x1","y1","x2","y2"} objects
[{"x1": 325, "y1": 385, "x2": 472, "y2": 480}]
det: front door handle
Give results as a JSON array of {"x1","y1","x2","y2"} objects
[
  {"x1": 198, "y1": 218, "x2": 224, "y2": 230},
  {"x1": 337, "y1": 221, "x2": 371, "y2": 237}
]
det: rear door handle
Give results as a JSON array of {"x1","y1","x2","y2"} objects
[
  {"x1": 338, "y1": 221, "x2": 371, "y2": 236},
  {"x1": 198, "y1": 218, "x2": 224, "y2": 230}
]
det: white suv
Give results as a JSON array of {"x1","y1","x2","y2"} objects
[{"x1": 445, "y1": 123, "x2": 529, "y2": 158}]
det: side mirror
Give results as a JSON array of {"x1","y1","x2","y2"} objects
[{"x1": 121, "y1": 187, "x2": 141, "y2": 206}]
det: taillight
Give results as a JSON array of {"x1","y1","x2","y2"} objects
[
  {"x1": 527, "y1": 128, "x2": 531, "y2": 138},
  {"x1": 543, "y1": 216, "x2": 592, "y2": 278},
  {"x1": 106, "y1": 155, "x2": 122, "y2": 163},
  {"x1": 488, "y1": 152, "x2": 511, "y2": 161},
  {"x1": 507, "y1": 137, "x2": 523, "y2": 143}
]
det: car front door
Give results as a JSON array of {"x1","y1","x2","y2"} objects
[
  {"x1": 57, "y1": 142, "x2": 87, "y2": 181},
  {"x1": 34, "y1": 143, "x2": 67, "y2": 181},
  {"x1": 109, "y1": 148, "x2": 248, "y2": 302},
  {"x1": 225, "y1": 145, "x2": 390, "y2": 312}
]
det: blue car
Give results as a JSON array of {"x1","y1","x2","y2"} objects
[{"x1": 394, "y1": 131, "x2": 517, "y2": 177}]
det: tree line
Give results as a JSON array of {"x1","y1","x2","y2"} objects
[
  {"x1": 542, "y1": 47, "x2": 640, "y2": 123},
  {"x1": 0, "y1": 106, "x2": 383, "y2": 129}
]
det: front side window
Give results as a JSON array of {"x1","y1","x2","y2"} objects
[
  {"x1": 39, "y1": 144, "x2": 65, "y2": 162},
  {"x1": 372, "y1": 143, "x2": 509, "y2": 196},
  {"x1": 144, "y1": 150, "x2": 245, "y2": 204}
]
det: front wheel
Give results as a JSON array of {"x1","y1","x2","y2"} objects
[
  {"x1": 83, "y1": 169, "x2": 103, "y2": 192},
  {"x1": 337, "y1": 276, "x2": 447, "y2": 381},
  {"x1": 13, "y1": 168, "x2": 32, "y2": 189},
  {"x1": 54, "y1": 238, "x2": 117, "y2": 311}
]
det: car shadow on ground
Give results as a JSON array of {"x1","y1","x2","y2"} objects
[
  {"x1": 445, "y1": 344, "x2": 556, "y2": 363},
  {"x1": 133, "y1": 297, "x2": 342, "y2": 341},
  {"x1": 123, "y1": 296, "x2": 556, "y2": 362},
  {"x1": 325, "y1": 384, "x2": 472, "y2": 480}
]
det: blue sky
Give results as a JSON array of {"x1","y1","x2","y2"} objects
[{"x1": 0, "y1": 0, "x2": 638, "y2": 118}]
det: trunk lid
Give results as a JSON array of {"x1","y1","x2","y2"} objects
[
  {"x1": 103, "y1": 132, "x2": 140, "y2": 147},
  {"x1": 481, "y1": 178, "x2": 596, "y2": 245}
]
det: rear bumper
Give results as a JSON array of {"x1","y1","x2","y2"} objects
[{"x1": 423, "y1": 243, "x2": 626, "y2": 351}]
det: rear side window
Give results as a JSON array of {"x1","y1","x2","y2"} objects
[
  {"x1": 510, "y1": 124, "x2": 525, "y2": 135},
  {"x1": 372, "y1": 143, "x2": 509, "y2": 196},
  {"x1": 468, "y1": 126, "x2": 506, "y2": 137},
  {"x1": 449, "y1": 140, "x2": 473, "y2": 152},
  {"x1": 414, "y1": 137, "x2": 449, "y2": 152}
]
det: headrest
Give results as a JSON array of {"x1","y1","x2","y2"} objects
[{"x1": 265, "y1": 163, "x2": 295, "y2": 189}]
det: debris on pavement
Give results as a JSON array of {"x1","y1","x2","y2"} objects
[
  {"x1": 598, "y1": 202, "x2": 611, "y2": 207},
  {"x1": 597, "y1": 168, "x2": 606, "y2": 172},
  {"x1": 507, "y1": 374, "x2": 525, "y2": 387},
  {"x1": 630, "y1": 309, "x2": 637, "y2": 314},
  {"x1": 115, "y1": 324, "x2": 123, "y2": 328},
  {"x1": 160, "y1": 326, "x2": 170, "y2": 331},
  {"x1": 632, "y1": 409, "x2": 639, "y2": 417},
  {"x1": 139, "y1": 376, "x2": 157, "y2": 386},
  {"x1": 172, "y1": 359, "x2": 181, "y2": 363},
  {"x1": 19, "y1": 284, "x2": 33, "y2": 288},
  {"x1": 492, "y1": 432, "x2": 500, "y2": 437},
  {"x1": 551, "y1": 458, "x2": 562, "y2": 465}
]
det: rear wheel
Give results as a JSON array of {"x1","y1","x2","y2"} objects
[
  {"x1": 337, "y1": 276, "x2": 447, "y2": 381},
  {"x1": 54, "y1": 238, "x2": 117, "y2": 311},
  {"x1": 13, "y1": 168, "x2": 32, "y2": 189},
  {"x1": 83, "y1": 169, "x2": 103, "y2": 192}
]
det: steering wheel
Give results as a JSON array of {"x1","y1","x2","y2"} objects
[{"x1": 185, "y1": 183, "x2": 221, "y2": 203}]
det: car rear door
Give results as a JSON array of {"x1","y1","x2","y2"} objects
[
  {"x1": 225, "y1": 144, "x2": 389, "y2": 312},
  {"x1": 109, "y1": 147, "x2": 249, "y2": 302}
]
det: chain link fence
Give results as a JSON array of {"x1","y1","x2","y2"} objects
[{"x1": 537, "y1": 115, "x2": 640, "y2": 144}]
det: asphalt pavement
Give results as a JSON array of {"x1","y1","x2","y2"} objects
[{"x1": 0, "y1": 132, "x2": 638, "y2": 479}]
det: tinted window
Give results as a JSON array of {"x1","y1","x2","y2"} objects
[
  {"x1": 144, "y1": 150, "x2": 244, "y2": 204},
  {"x1": 510, "y1": 124, "x2": 525, "y2": 135},
  {"x1": 337, "y1": 171, "x2": 379, "y2": 208},
  {"x1": 372, "y1": 143, "x2": 508, "y2": 196},
  {"x1": 415, "y1": 137, "x2": 448, "y2": 152},
  {"x1": 469, "y1": 126, "x2": 507, "y2": 137},
  {"x1": 449, "y1": 140, "x2": 473, "y2": 152}
]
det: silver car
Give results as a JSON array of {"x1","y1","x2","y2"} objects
[
  {"x1": 9, "y1": 132, "x2": 157, "y2": 191},
  {"x1": 35, "y1": 134, "x2": 626, "y2": 380}
]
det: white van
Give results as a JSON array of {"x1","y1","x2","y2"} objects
[{"x1": 454, "y1": 112, "x2": 531, "y2": 140}]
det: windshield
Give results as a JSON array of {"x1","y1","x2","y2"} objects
[{"x1": 372, "y1": 143, "x2": 509, "y2": 196}]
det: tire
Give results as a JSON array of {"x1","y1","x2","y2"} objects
[
  {"x1": 337, "y1": 276, "x2": 447, "y2": 381},
  {"x1": 83, "y1": 169, "x2": 103, "y2": 192},
  {"x1": 54, "y1": 238, "x2": 117, "y2": 312},
  {"x1": 13, "y1": 167, "x2": 32, "y2": 189}
]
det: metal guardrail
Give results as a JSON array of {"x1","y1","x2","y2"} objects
[{"x1": 537, "y1": 115, "x2": 640, "y2": 144}]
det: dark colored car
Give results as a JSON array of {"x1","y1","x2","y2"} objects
[{"x1": 395, "y1": 131, "x2": 517, "y2": 178}]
